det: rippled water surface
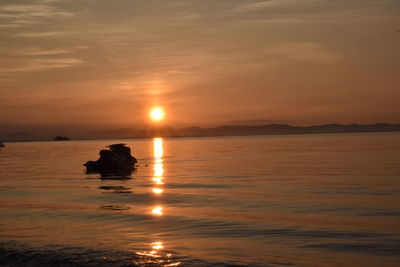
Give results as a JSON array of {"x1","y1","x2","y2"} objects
[{"x1": 1, "y1": 133, "x2": 400, "y2": 266}]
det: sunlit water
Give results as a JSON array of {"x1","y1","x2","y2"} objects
[{"x1": 0, "y1": 133, "x2": 400, "y2": 266}]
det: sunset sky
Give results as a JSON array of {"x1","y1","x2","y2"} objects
[{"x1": 1, "y1": 0, "x2": 399, "y2": 134}]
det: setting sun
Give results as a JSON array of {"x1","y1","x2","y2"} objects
[{"x1": 149, "y1": 107, "x2": 165, "y2": 122}]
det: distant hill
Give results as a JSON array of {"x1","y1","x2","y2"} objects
[
  {"x1": 92, "y1": 123, "x2": 400, "y2": 139},
  {"x1": 2, "y1": 123, "x2": 399, "y2": 141},
  {"x1": 0, "y1": 132, "x2": 38, "y2": 141},
  {"x1": 165, "y1": 123, "x2": 400, "y2": 138}
]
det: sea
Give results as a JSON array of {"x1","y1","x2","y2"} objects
[{"x1": 0, "y1": 132, "x2": 399, "y2": 266}]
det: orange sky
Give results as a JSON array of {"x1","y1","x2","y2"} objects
[{"x1": 1, "y1": 0, "x2": 400, "y2": 133}]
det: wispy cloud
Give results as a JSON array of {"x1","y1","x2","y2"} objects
[
  {"x1": 1, "y1": 58, "x2": 83, "y2": 72},
  {"x1": 14, "y1": 47, "x2": 74, "y2": 56},
  {"x1": 15, "y1": 31, "x2": 76, "y2": 38},
  {"x1": 266, "y1": 42, "x2": 340, "y2": 64},
  {"x1": 0, "y1": 2, "x2": 74, "y2": 28},
  {"x1": 0, "y1": 4, "x2": 53, "y2": 13},
  {"x1": 0, "y1": 4, "x2": 73, "y2": 18},
  {"x1": 170, "y1": 12, "x2": 202, "y2": 22},
  {"x1": 0, "y1": 45, "x2": 86, "y2": 74},
  {"x1": 0, "y1": 19, "x2": 37, "y2": 28},
  {"x1": 234, "y1": 8, "x2": 400, "y2": 26},
  {"x1": 0, "y1": 23, "x2": 20, "y2": 28},
  {"x1": 228, "y1": 0, "x2": 321, "y2": 13},
  {"x1": 35, "y1": 0, "x2": 65, "y2": 3}
]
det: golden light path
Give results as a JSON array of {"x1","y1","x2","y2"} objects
[
  {"x1": 151, "y1": 137, "x2": 164, "y2": 212},
  {"x1": 151, "y1": 206, "x2": 163, "y2": 216},
  {"x1": 149, "y1": 107, "x2": 165, "y2": 122},
  {"x1": 151, "y1": 241, "x2": 164, "y2": 250},
  {"x1": 152, "y1": 188, "x2": 164, "y2": 194},
  {"x1": 135, "y1": 137, "x2": 181, "y2": 266}
]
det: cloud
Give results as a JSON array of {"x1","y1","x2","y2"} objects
[
  {"x1": 36, "y1": 0, "x2": 65, "y2": 3},
  {"x1": 234, "y1": 8, "x2": 400, "y2": 26},
  {"x1": 0, "y1": 4, "x2": 53, "y2": 13},
  {"x1": 0, "y1": 2, "x2": 74, "y2": 28},
  {"x1": 0, "y1": 45, "x2": 87, "y2": 74},
  {"x1": 170, "y1": 12, "x2": 202, "y2": 22},
  {"x1": 0, "y1": 23, "x2": 20, "y2": 28},
  {"x1": 1, "y1": 58, "x2": 83, "y2": 72},
  {"x1": 0, "y1": 4, "x2": 73, "y2": 18},
  {"x1": 266, "y1": 42, "x2": 340, "y2": 64},
  {"x1": 228, "y1": 0, "x2": 321, "y2": 13},
  {"x1": 14, "y1": 31, "x2": 76, "y2": 38},
  {"x1": 14, "y1": 47, "x2": 74, "y2": 56},
  {"x1": 0, "y1": 19, "x2": 37, "y2": 28}
]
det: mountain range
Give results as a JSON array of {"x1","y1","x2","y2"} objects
[{"x1": 1, "y1": 123, "x2": 400, "y2": 141}]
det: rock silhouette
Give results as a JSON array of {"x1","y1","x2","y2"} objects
[
  {"x1": 84, "y1": 143, "x2": 137, "y2": 176},
  {"x1": 54, "y1": 136, "x2": 70, "y2": 141}
]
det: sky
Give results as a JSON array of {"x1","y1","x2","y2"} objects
[{"x1": 1, "y1": 0, "x2": 400, "y2": 135}]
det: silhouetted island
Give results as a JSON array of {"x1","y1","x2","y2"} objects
[{"x1": 54, "y1": 136, "x2": 70, "y2": 141}]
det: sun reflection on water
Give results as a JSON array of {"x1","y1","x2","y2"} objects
[
  {"x1": 134, "y1": 137, "x2": 181, "y2": 266},
  {"x1": 154, "y1": 137, "x2": 163, "y2": 158},
  {"x1": 151, "y1": 138, "x2": 165, "y2": 216},
  {"x1": 135, "y1": 241, "x2": 181, "y2": 266},
  {"x1": 152, "y1": 241, "x2": 164, "y2": 250},
  {"x1": 152, "y1": 137, "x2": 165, "y2": 195},
  {"x1": 152, "y1": 177, "x2": 164, "y2": 185},
  {"x1": 154, "y1": 163, "x2": 164, "y2": 177},
  {"x1": 152, "y1": 138, "x2": 165, "y2": 189},
  {"x1": 153, "y1": 188, "x2": 164, "y2": 194},
  {"x1": 152, "y1": 206, "x2": 163, "y2": 216}
]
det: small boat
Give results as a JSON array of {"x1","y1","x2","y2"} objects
[{"x1": 84, "y1": 144, "x2": 137, "y2": 176}]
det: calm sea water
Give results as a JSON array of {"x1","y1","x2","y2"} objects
[{"x1": 0, "y1": 133, "x2": 399, "y2": 266}]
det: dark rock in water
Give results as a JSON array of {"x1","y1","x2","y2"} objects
[
  {"x1": 0, "y1": 141, "x2": 4, "y2": 147},
  {"x1": 54, "y1": 136, "x2": 70, "y2": 141},
  {"x1": 84, "y1": 143, "x2": 137, "y2": 176}
]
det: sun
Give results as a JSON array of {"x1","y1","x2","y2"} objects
[{"x1": 149, "y1": 107, "x2": 165, "y2": 122}]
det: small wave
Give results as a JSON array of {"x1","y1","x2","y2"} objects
[{"x1": 0, "y1": 242, "x2": 263, "y2": 267}]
